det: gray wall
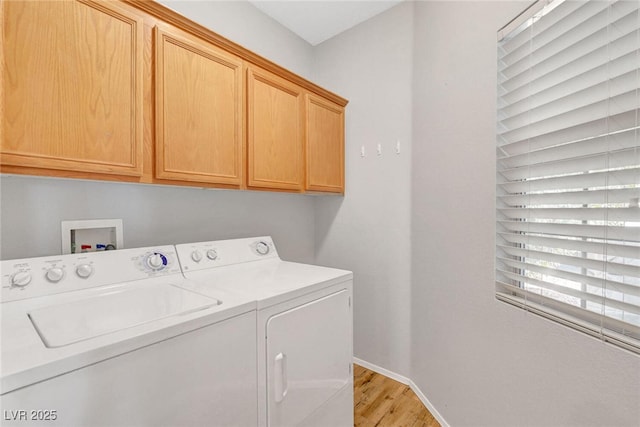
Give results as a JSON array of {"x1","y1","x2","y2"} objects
[
  {"x1": 410, "y1": 1, "x2": 640, "y2": 425},
  {"x1": 156, "y1": 0, "x2": 313, "y2": 77},
  {"x1": 313, "y1": 2, "x2": 414, "y2": 377},
  {"x1": 0, "y1": 0, "x2": 317, "y2": 263},
  {"x1": 1, "y1": 176, "x2": 315, "y2": 262}
]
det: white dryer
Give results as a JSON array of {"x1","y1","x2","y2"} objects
[
  {"x1": 1, "y1": 245, "x2": 257, "y2": 427},
  {"x1": 176, "y1": 236, "x2": 353, "y2": 427}
]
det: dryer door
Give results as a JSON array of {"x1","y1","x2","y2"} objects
[{"x1": 266, "y1": 289, "x2": 351, "y2": 426}]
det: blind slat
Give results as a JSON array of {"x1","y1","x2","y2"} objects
[
  {"x1": 498, "y1": 259, "x2": 640, "y2": 304},
  {"x1": 497, "y1": 220, "x2": 640, "y2": 243},
  {"x1": 500, "y1": 186, "x2": 640, "y2": 207},
  {"x1": 500, "y1": 31, "x2": 639, "y2": 103},
  {"x1": 500, "y1": 1, "x2": 607, "y2": 71},
  {"x1": 499, "y1": 147, "x2": 640, "y2": 181},
  {"x1": 497, "y1": 167, "x2": 640, "y2": 193},
  {"x1": 499, "y1": 206, "x2": 640, "y2": 222},
  {"x1": 501, "y1": 2, "x2": 639, "y2": 80},
  {"x1": 498, "y1": 245, "x2": 640, "y2": 278},
  {"x1": 500, "y1": 1, "x2": 586, "y2": 54},
  {"x1": 498, "y1": 132, "x2": 638, "y2": 171},
  {"x1": 500, "y1": 70, "x2": 638, "y2": 130},
  {"x1": 497, "y1": 231, "x2": 640, "y2": 259},
  {"x1": 498, "y1": 269, "x2": 640, "y2": 315},
  {"x1": 498, "y1": 110, "x2": 638, "y2": 155},
  {"x1": 500, "y1": 49, "x2": 640, "y2": 118},
  {"x1": 498, "y1": 90, "x2": 638, "y2": 143}
]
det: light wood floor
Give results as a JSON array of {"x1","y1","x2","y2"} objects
[{"x1": 354, "y1": 364, "x2": 440, "y2": 427}]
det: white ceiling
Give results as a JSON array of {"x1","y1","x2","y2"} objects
[{"x1": 248, "y1": 0, "x2": 404, "y2": 46}]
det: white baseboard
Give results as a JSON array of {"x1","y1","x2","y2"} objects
[
  {"x1": 353, "y1": 357, "x2": 449, "y2": 427},
  {"x1": 353, "y1": 357, "x2": 411, "y2": 385},
  {"x1": 406, "y1": 377, "x2": 449, "y2": 427}
]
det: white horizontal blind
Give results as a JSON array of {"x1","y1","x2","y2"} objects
[{"x1": 496, "y1": 0, "x2": 640, "y2": 352}]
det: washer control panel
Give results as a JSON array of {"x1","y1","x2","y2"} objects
[
  {"x1": 1, "y1": 245, "x2": 179, "y2": 303},
  {"x1": 176, "y1": 236, "x2": 278, "y2": 272}
]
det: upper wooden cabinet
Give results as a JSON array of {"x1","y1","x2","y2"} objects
[
  {"x1": 1, "y1": 0, "x2": 347, "y2": 193},
  {"x1": 154, "y1": 25, "x2": 243, "y2": 186},
  {"x1": 305, "y1": 94, "x2": 345, "y2": 193},
  {"x1": 247, "y1": 66, "x2": 304, "y2": 191},
  {"x1": 1, "y1": 0, "x2": 144, "y2": 176}
]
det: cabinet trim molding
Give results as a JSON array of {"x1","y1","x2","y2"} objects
[{"x1": 122, "y1": 0, "x2": 347, "y2": 108}]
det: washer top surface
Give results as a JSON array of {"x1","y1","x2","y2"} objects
[
  {"x1": 29, "y1": 281, "x2": 219, "y2": 348},
  {"x1": 176, "y1": 237, "x2": 353, "y2": 309},
  {"x1": 1, "y1": 246, "x2": 255, "y2": 394}
]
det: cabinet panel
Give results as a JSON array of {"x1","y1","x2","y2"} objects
[
  {"x1": 155, "y1": 26, "x2": 243, "y2": 185},
  {"x1": 247, "y1": 67, "x2": 303, "y2": 191},
  {"x1": 2, "y1": 0, "x2": 143, "y2": 176},
  {"x1": 305, "y1": 95, "x2": 345, "y2": 193}
]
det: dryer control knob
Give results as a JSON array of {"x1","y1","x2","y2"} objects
[
  {"x1": 191, "y1": 250, "x2": 203, "y2": 263},
  {"x1": 206, "y1": 249, "x2": 218, "y2": 260},
  {"x1": 256, "y1": 241, "x2": 270, "y2": 255},
  {"x1": 45, "y1": 267, "x2": 64, "y2": 283},
  {"x1": 76, "y1": 264, "x2": 94, "y2": 279},
  {"x1": 11, "y1": 271, "x2": 32, "y2": 287}
]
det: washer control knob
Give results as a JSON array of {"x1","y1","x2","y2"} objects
[
  {"x1": 11, "y1": 271, "x2": 32, "y2": 288},
  {"x1": 146, "y1": 253, "x2": 168, "y2": 270},
  {"x1": 206, "y1": 249, "x2": 218, "y2": 260},
  {"x1": 45, "y1": 267, "x2": 64, "y2": 283},
  {"x1": 191, "y1": 250, "x2": 203, "y2": 263},
  {"x1": 256, "y1": 241, "x2": 270, "y2": 255},
  {"x1": 147, "y1": 254, "x2": 163, "y2": 269},
  {"x1": 76, "y1": 264, "x2": 94, "y2": 279}
]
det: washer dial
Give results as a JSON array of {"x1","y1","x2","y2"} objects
[
  {"x1": 256, "y1": 241, "x2": 270, "y2": 256},
  {"x1": 11, "y1": 271, "x2": 32, "y2": 288},
  {"x1": 45, "y1": 267, "x2": 64, "y2": 283},
  {"x1": 206, "y1": 249, "x2": 218, "y2": 260},
  {"x1": 145, "y1": 252, "x2": 168, "y2": 271},
  {"x1": 76, "y1": 264, "x2": 94, "y2": 279}
]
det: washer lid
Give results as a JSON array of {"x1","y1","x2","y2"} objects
[{"x1": 28, "y1": 282, "x2": 220, "y2": 348}]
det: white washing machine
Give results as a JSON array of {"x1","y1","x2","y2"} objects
[
  {"x1": 175, "y1": 236, "x2": 353, "y2": 427},
  {"x1": 0, "y1": 245, "x2": 258, "y2": 427}
]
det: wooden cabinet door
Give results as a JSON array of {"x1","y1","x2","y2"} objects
[
  {"x1": 305, "y1": 94, "x2": 345, "y2": 193},
  {"x1": 1, "y1": 0, "x2": 144, "y2": 176},
  {"x1": 247, "y1": 67, "x2": 303, "y2": 191},
  {"x1": 155, "y1": 25, "x2": 243, "y2": 186}
]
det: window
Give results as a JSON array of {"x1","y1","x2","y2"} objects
[{"x1": 496, "y1": 0, "x2": 640, "y2": 353}]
